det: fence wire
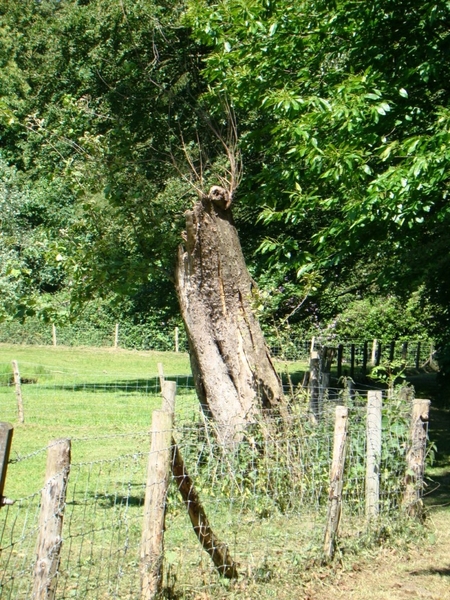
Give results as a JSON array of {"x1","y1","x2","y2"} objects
[{"x1": 0, "y1": 372, "x2": 422, "y2": 600}]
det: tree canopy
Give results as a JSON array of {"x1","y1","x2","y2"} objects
[{"x1": 1, "y1": 0, "x2": 449, "y2": 363}]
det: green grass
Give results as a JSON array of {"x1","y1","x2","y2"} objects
[
  {"x1": 0, "y1": 343, "x2": 429, "y2": 600},
  {"x1": 0, "y1": 343, "x2": 192, "y2": 379},
  {"x1": 0, "y1": 344, "x2": 312, "y2": 599}
]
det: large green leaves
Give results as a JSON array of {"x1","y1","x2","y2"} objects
[{"x1": 188, "y1": 0, "x2": 450, "y2": 291}]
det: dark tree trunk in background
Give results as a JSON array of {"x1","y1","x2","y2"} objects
[{"x1": 175, "y1": 187, "x2": 287, "y2": 444}]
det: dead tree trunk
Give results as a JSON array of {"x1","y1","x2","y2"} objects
[{"x1": 175, "y1": 188, "x2": 286, "y2": 443}]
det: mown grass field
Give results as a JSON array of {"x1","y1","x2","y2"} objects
[
  {"x1": 0, "y1": 343, "x2": 446, "y2": 600},
  {"x1": 0, "y1": 343, "x2": 319, "y2": 600}
]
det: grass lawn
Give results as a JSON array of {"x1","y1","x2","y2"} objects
[
  {"x1": 0, "y1": 344, "x2": 314, "y2": 600},
  {"x1": 1, "y1": 344, "x2": 444, "y2": 600}
]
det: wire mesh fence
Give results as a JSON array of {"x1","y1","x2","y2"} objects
[
  {"x1": 0, "y1": 362, "x2": 428, "y2": 600},
  {"x1": 0, "y1": 319, "x2": 434, "y2": 366}
]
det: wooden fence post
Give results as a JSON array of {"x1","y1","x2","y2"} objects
[
  {"x1": 371, "y1": 339, "x2": 378, "y2": 367},
  {"x1": 323, "y1": 405, "x2": 349, "y2": 560},
  {"x1": 161, "y1": 381, "x2": 176, "y2": 415},
  {"x1": 403, "y1": 399, "x2": 431, "y2": 518},
  {"x1": 171, "y1": 443, "x2": 238, "y2": 578},
  {"x1": 141, "y1": 410, "x2": 173, "y2": 600},
  {"x1": 174, "y1": 327, "x2": 179, "y2": 353},
  {"x1": 337, "y1": 344, "x2": 343, "y2": 378},
  {"x1": 52, "y1": 324, "x2": 57, "y2": 347},
  {"x1": 376, "y1": 341, "x2": 382, "y2": 366},
  {"x1": 362, "y1": 341, "x2": 368, "y2": 376},
  {"x1": 11, "y1": 361, "x2": 24, "y2": 424},
  {"x1": 389, "y1": 341, "x2": 395, "y2": 362},
  {"x1": 33, "y1": 439, "x2": 71, "y2": 600},
  {"x1": 319, "y1": 346, "x2": 335, "y2": 408},
  {"x1": 157, "y1": 363, "x2": 165, "y2": 392},
  {"x1": 0, "y1": 423, "x2": 14, "y2": 508},
  {"x1": 114, "y1": 323, "x2": 119, "y2": 349},
  {"x1": 350, "y1": 344, "x2": 355, "y2": 378},
  {"x1": 308, "y1": 351, "x2": 320, "y2": 422},
  {"x1": 401, "y1": 342, "x2": 408, "y2": 365},
  {"x1": 365, "y1": 391, "x2": 382, "y2": 520}
]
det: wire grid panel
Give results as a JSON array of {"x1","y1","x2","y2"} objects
[{"x1": 0, "y1": 394, "x2": 415, "y2": 599}]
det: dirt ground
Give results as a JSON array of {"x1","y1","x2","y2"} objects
[
  {"x1": 307, "y1": 374, "x2": 450, "y2": 600},
  {"x1": 304, "y1": 508, "x2": 450, "y2": 600}
]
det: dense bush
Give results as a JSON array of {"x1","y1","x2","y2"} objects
[{"x1": 0, "y1": 303, "x2": 186, "y2": 352}]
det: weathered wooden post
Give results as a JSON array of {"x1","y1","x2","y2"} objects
[
  {"x1": 140, "y1": 410, "x2": 173, "y2": 600},
  {"x1": 350, "y1": 344, "x2": 355, "y2": 379},
  {"x1": 114, "y1": 323, "x2": 119, "y2": 349},
  {"x1": 362, "y1": 341, "x2": 368, "y2": 376},
  {"x1": 389, "y1": 341, "x2": 395, "y2": 362},
  {"x1": 33, "y1": 438, "x2": 71, "y2": 600},
  {"x1": 376, "y1": 341, "x2": 382, "y2": 366},
  {"x1": 337, "y1": 344, "x2": 343, "y2": 378},
  {"x1": 403, "y1": 399, "x2": 430, "y2": 518},
  {"x1": 318, "y1": 346, "x2": 335, "y2": 409},
  {"x1": 308, "y1": 351, "x2": 320, "y2": 422},
  {"x1": 171, "y1": 444, "x2": 239, "y2": 578},
  {"x1": 11, "y1": 361, "x2": 24, "y2": 424},
  {"x1": 323, "y1": 405, "x2": 349, "y2": 560},
  {"x1": 0, "y1": 423, "x2": 14, "y2": 508},
  {"x1": 371, "y1": 339, "x2": 378, "y2": 367},
  {"x1": 157, "y1": 363, "x2": 165, "y2": 392},
  {"x1": 174, "y1": 327, "x2": 179, "y2": 353},
  {"x1": 401, "y1": 342, "x2": 408, "y2": 366},
  {"x1": 365, "y1": 391, "x2": 382, "y2": 520},
  {"x1": 161, "y1": 381, "x2": 177, "y2": 415}
]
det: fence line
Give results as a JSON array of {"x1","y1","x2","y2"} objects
[
  {"x1": 0, "y1": 319, "x2": 435, "y2": 364},
  {"x1": 0, "y1": 379, "x2": 429, "y2": 599}
]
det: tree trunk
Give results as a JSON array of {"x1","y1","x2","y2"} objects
[{"x1": 175, "y1": 188, "x2": 286, "y2": 443}]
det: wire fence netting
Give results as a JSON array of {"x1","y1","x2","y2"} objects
[{"x1": 0, "y1": 364, "x2": 424, "y2": 600}]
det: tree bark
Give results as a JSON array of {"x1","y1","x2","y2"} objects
[{"x1": 175, "y1": 189, "x2": 286, "y2": 443}]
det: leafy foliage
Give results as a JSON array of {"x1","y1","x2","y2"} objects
[
  {"x1": 1, "y1": 0, "x2": 449, "y2": 364},
  {"x1": 187, "y1": 0, "x2": 450, "y2": 353}
]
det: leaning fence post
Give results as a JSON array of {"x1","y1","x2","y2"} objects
[
  {"x1": 114, "y1": 323, "x2": 119, "y2": 349},
  {"x1": 403, "y1": 399, "x2": 430, "y2": 518},
  {"x1": 33, "y1": 438, "x2": 71, "y2": 600},
  {"x1": 174, "y1": 327, "x2": 179, "y2": 353},
  {"x1": 11, "y1": 361, "x2": 24, "y2": 424},
  {"x1": 0, "y1": 423, "x2": 14, "y2": 508},
  {"x1": 365, "y1": 391, "x2": 382, "y2": 520},
  {"x1": 171, "y1": 443, "x2": 239, "y2": 578},
  {"x1": 323, "y1": 405, "x2": 349, "y2": 561},
  {"x1": 140, "y1": 410, "x2": 173, "y2": 600}
]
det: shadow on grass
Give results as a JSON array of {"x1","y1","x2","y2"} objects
[
  {"x1": 410, "y1": 566, "x2": 450, "y2": 577},
  {"x1": 424, "y1": 470, "x2": 450, "y2": 509},
  {"x1": 44, "y1": 376, "x2": 195, "y2": 395},
  {"x1": 68, "y1": 490, "x2": 144, "y2": 509}
]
